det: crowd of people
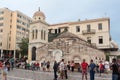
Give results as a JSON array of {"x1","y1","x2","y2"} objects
[
  {"x1": 53, "y1": 58, "x2": 120, "y2": 80},
  {"x1": 0, "y1": 57, "x2": 120, "y2": 80}
]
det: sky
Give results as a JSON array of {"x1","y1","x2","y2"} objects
[{"x1": 0, "y1": 0, "x2": 120, "y2": 47}]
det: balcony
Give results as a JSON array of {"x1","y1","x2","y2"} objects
[{"x1": 82, "y1": 29, "x2": 96, "y2": 35}]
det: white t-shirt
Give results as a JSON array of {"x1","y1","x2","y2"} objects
[{"x1": 59, "y1": 62, "x2": 64, "y2": 71}]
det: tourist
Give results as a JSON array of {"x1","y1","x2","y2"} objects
[
  {"x1": 71, "y1": 60, "x2": 75, "y2": 72},
  {"x1": 59, "y1": 59, "x2": 65, "y2": 79},
  {"x1": 53, "y1": 61, "x2": 58, "y2": 80},
  {"x1": 36, "y1": 61, "x2": 40, "y2": 71},
  {"x1": 64, "y1": 62, "x2": 68, "y2": 80},
  {"x1": 9, "y1": 57, "x2": 14, "y2": 70},
  {"x1": 110, "y1": 58, "x2": 119, "y2": 80},
  {"x1": 42, "y1": 61, "x2": 46, "y2": 71},
  {"x1": 5, "y1": 60, "x2": 10, "y2": 71},
  {"x1": 99, "y1": 61, "x2": 104, "y2": 76},
  {"x1": 2, "y1": 64, "x2": 8, "y2": 80},
  {"x1": 89, "y1": 59, "x2": 96, "y2": 80},
  {"x1": 46, "y1": 61, "x2": 50, "y2": 71},
  {"x1": 67, "y1": 61, "x2": 70, "y2": 71},
  {"x1": 81, "y1": 59, "x2": 88, "y2": 80},
  {"x1": 0, "y1": 60, "x2": 3, "y2": 73},
  {"x1": 117, "y1": 59, "x2": 120, "y2": 80}
]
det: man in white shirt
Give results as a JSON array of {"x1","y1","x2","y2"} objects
[{"x1": 59, "y1": 59, "x2": 65, "y2": 79}]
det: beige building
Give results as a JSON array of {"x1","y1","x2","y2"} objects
[
  {"x1": 48, "y1": 18, "x2": 118, "y2": 51},
  {"x1": 28, "y1": 9, "x2": 49, "y2": 61},
  {"x1": 0, "y1": 8, "x2": 32, "y2": 58},
  {"x1": 36, "y1": 31, "x2": 105, "y2": 64},
  {"x1": 28, "y1": 9, "x2": 105, "y2": 64}
]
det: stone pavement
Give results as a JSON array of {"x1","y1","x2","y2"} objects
[{"x1": 0, "y1": 69, "x2": 112, "y2": 80}]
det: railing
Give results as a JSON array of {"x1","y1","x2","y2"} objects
[{"x1": 82, "y1": 29, "x2": 96, "y2": 35}]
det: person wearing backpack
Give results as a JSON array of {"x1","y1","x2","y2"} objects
[
  {"x1": 89, "y1": 59, "x2": 96, "y2": 80},
  {"x1": 110, "y1": 58, "x2": 119, "y2": 80}
]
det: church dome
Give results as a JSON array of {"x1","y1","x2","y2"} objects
[
  {"x1": 33, "y1": 8, "x2": 45, "y2": 18},
  {"x1": 33, "y1": 11, "x2": 45, "y2": 18}
]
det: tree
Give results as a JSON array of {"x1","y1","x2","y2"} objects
[{"x1": 18, "y1": 37, "x2": 29, "y2": 57}]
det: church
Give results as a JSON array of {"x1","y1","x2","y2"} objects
[{"x1": 28, "y1": 9, "x2": 105, "y2": 64}]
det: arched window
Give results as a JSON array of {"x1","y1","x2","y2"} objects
[
  {"x1": 36, "y1": 29, "x2": 38, "y2": 39},
  {"x1": 44, "y1": 31, "x2": 46, "y2": 40},
  {"x1": 32, "y1": 30, "x2": 34, "y2": 39},
  {"x1": 41, "y1": 30, "x2": 43, "y2": 40},
  {"x1": 32, "y1": 47, "x2": 36, "y2": 60}
]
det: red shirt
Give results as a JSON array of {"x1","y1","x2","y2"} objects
[
  {"x1": 0, "y1": 62, "x2": 3, "y2": 69},
  {"x1": 81, "y1": 62, "x2": 88, "y2": 70},
  {"x1": 99, "y1": 63, "x2": 104, "y2": 70}
]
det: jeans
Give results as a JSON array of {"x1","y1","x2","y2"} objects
[
  {"x1": 112, "y1": 74, "x2": 118, "y2": 80},
  {"x1": 90, "y1": 71, "x2": 95, "y2": 80},
  {"x1": 54, "y1": 70, "x2": 57, "y2": 80}
]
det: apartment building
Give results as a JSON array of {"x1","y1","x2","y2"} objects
[
  {"x1": 48, "y1": 18, "x2": 118, "y2": 51},
  {"x1": 0, "y1": 8, "x2": 32, "y2": 58}
]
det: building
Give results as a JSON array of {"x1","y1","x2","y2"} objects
[
  {"x1": 28, "y1": 9, "x2": 105, "y2": 64},
  {"x1": 48, "y1": 18, "x2": 118, "y2": 52},
  {"x1": 36, "y1": 31, "x2": 105, "y2": 64},
  {"x1": 0, "y1": 8, "x2": 32, "y2": 58},
  {"x1": 28, "y1": 8, "x2": 49, "y2": 61}
]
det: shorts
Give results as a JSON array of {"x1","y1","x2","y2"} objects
[{"x1": 82, "y1": 70, "x2": 87, "y2": 75}]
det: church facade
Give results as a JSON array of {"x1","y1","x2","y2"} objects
[{"x1": 28, "y1": 9, "x2": 105, "y2": 64}]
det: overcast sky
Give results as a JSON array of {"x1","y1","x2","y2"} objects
[{"x1": 0, "y1": 0, "x2": 120, "y2": 47}]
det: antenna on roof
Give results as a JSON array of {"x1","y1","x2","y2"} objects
[
  {"x1": 38, "y1": 7, "x2": 40, "y2": 11},
  {"x1": 78, "y1": 19, "x2": 80, "y2": 21},
  {"x1": 104, "y1": 12, "x2": 107, "y2": 17}
]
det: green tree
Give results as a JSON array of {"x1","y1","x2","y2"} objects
[{"x1": 18, "y1": 37, "x2": 29, "y2": 57}]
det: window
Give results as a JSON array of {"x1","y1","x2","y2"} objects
[
  {"x1": 0, "y1": 17, "x2": 3, "y2": 20},
  {"x1": 9, "y1": 43, "x2": 11, "y2": 49},
  {"x1": 87, "y1": 25, "x2": 91, "y2": 32},
  {"x1": 49, "y1": 29, "x2": 52, "y2": 34},
  {"x1": 87, "y1": 37, "x2": 91, "y2": 43},
  {"x1": 35, "y1": 30, "x2": 38, "y2": 39},
  {"x1": 10, "y1": 25, "x2": 12, "y2": 29},
  {"x1": 76, "y1": 26, "x2": 80, "y2": 32},
  {"x1": 9, "y1": 37, "x2": 11, "y2": 41},
  {"x1": 32, "y1": 30, "x2": 34, "y2": 40},
  {"x1": 41, "y1": 30, "x2": 43, "y2": 40},
  {"x1": 98, "y1": 23, "x2": 102, "y2": 30},
  {"x1": 0, "y1": 23, "x2": 3, "y2": 26},
  {"x1": 0, "y1": 11, "x2": 4, "y2": 15},
  {"x1": 0, "y1": 29, "x2": 3, "y2": 32},
  {"x1": 55, "y1": 29, "x2": 57, "y2": 34},
  {"x1": 99, "y1": 36, "x2": 103, "y2": 44},
  {"x1": 0, "y1": 42, "x2": 2, "y2": 46},
  {"x1": 58, "y1": 28, "x2": 61, "y2": 33},
  {"x1": 44, "y1": 31, "x2": 46, "y2": 40}
]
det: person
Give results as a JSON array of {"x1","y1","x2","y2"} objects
[
  {"x1": 89, "y1": 59, "x2": 96, "y2": 80},
  {"x1": 0, "y1": 60, "x2": 3, "y2": 74},
  {"x1": 99, "y1": 61, "x2": 104, "y2": 76},
  {"x1": 5, "y1": 60, "x2": 10, "y2": 71},
  {"x1": 53, "y1": 61, "x2": 58, "y2": 80},
  {"x1": 46, "y1": 61, "x2": 50, "y2": 71},
  {"x1": 81, "y1": 59, "x2": 88, "y2": 80},
  {"x1": 9, "y1": 57, "x2": 14, "y2": 70},
  {"x1": 64, "y1": 62, "x2": 68, "y2": 80},
  {"x1": 117, "y1": 59, "x2": 120, "y2": 80},
  {"x1": 59, "y1": 59, "x2": 65, "y2": 79},
  {"x1": 67, "y1": 61, "x2": 70, "y2": 71},
  {"x1": 110, "y1": 58, "x2": 119, "y2": 80},
  {"x1": 2, "y1": 64, "x2": 8, "y2": 80},
  {"x1": 71, "y1": 60, "x2": 75, "y2": 72}
]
